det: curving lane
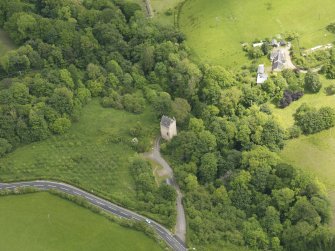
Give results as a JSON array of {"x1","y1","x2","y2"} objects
[{"x1": 0, "y1": 180, "x2": 187, "y2": 251}]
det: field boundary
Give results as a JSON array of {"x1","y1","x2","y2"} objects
[
  {"x1": 0, "y1": 188, "x2": 169, "y2": 250},
  {"x1": 175, "y1": 0, "x2": 189, "y2": 28},
  {"x1": 144, "y1": 0, "x2": 154, "y2": 17}
]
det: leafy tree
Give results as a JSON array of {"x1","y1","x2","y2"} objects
[
  {"x1": 198, "y1": 153, "x2": 218, "y2": 184},
  {"x1": 261, "y1": 206, "x2": 283, "y2": 237},
  {"x1": 158, "y1": 184, "x2": 176, "y2": 201},
  {"x1": 122, "y1": 93, "x2": 146, "y2": 114},
  {"x1": 171, "y1": 98, "x2": 191, "y2": 125},
  {"x1": 153, "y1": 92, "x2": 172, "y2": 117},
  {"x1": 294, "y1": 104, "x2": 335, "y2": 134},
  {"x1": 304, "y1": 71, "x2": 322, "y2": 93},
  {"x1": 272, "y1": 188, "x2": 295, "y2": 212},
  {"x1": 213, "y1": 185, "x2": 230, "y2": 205},
  {"x1": 184, "y1": 174, "x2": 199, "y2": 191},
  {"x1": 324, "y1": 84, "x2": 335, "y2": 95},
  {"x1": 289, "y1": 196, "x2": 321, "y2": 226},
  {"x1": 49, "y1": 87, "x2": 74, "y2": 115},
  {"x1": 242, "y1": 217, "x2": 269, "y2": 249},
  {"x1": 0, "y1": 138, "x2": 12, "y2": 157},
  {"x1": 50, "y1": 117, "x2": 71, "y2": 134}
]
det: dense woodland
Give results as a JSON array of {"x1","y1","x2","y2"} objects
[{"x1": 0, "y1": 0, "x2": 335, "y2": 250}]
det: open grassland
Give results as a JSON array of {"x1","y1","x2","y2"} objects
[
  {"x1": 273, "y1": 78, "x2": 335, "y2": 224},
  {"x1": 150, "y1": 0, "x2": 183, "y2": 25},
  {"x1": 179, "y1": 0, "x2": 335, "y2": 67},
  {"x1": 131, "y1": 0, "x2": 183, "y2": 25},
  {"x1": 0, "y1": 99, "x2": 158, "y2": 208},
  {"x1": 280, "y1": 128, "x2": 335, "y2": 224},
  {"x1": 271, "y1": 77, "x2": 335, "y2": 129},
  {"x1": 0, "y1": 192, "x2": 163, "y2": 251},
  {"x1": 0, "y1": 29, "x2": 15, "y2": 56}
]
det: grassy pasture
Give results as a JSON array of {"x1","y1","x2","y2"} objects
[
  {"x1": 271, "y1": 77, "x2": 335, "y2": 129},
  {"x1": 271, "y1": 78, "x2": 335, "y2": 224},
  {"x1": 179, "y1": 0, "x2": 335, "y2": 68},
  {"x1": 150, "y1": 0, "x2": 183, "y2": 25},
  {"x1": 0, "y1": 29, "x2": 15, "y2": 56},
  {"x1": 280, "y1": 128, "x2": 335, "y2": 225},
  {"x1": 0, "y1": 99, "x2": 158, "y2": 209},
  {"x1": 0, "y1": 192, "x2": 163, "y2": 251},
  {"x1": 131, "y1": 0, "x2": 183, "y2": 25}
]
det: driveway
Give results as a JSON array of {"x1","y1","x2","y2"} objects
[{"x1": 145, "y1": 137, "x2": 187, "y2": 243}]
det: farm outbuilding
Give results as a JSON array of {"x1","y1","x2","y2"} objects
[{"x1": 256, "y1": 64, "x2": 268, "y2": 84}]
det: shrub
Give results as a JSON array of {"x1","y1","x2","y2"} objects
[
  {"x1": 326, "y1": 23, "x2": 335, "y2": 34},
  {"x1": 129, "y1": 122, "x2": 143, "y2": 137},
  {"x1": 50, "y1": 117, "x2": 71, "y2": 134},
  {"x1": 122, "y1": 93, "x2": 146, "y2": 114},
  {"x1": 304, "y1": 71, "x2": 322, "y2": 93},
  {"x1": 278, "y1": 90, "x2": 304, "y2": 108},
  {"x1": 294, "y1": 104, "x2": 335, "y2": 134},
  {"x1": 287, "y1": 125, "x2": 302, "y2": 139},
  {"x1": 101, "y1": 91, "x2": 123, "y2": 110},
  {"x1": 325, "y1": 84, "x2": 335, "y2": 95},
  {"x1": 0, "y1": 138, "x2": 12, "y2": 157}
]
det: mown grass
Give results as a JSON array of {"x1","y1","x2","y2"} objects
[
  {"x1": 179, "y1": 0, "x2": 335, "y2": 68},
  {"x1": 130, "y1": 0, "x2": 183, "y2": 25},
  {"x1": 271, "y1": 77, "x2": 335, "y2": 129},
  {"x1": 150, "y1": 0, "x2": 183, "y2": 25},
  {"x1": 280, "y1": 128, "x2": 335, "y2": 225},
  {"x1": 272, "y1": 77, "x2": 335, "y2": 224},
  {"x1": 0, "y1": 29, "x2": 15, "y2": 56},
  {"x1": 0, "y1": 192, "x2": 163, "y2": 251},
  {"x1": 0, "y1": 99, "x2": 158, "y2": 210}
]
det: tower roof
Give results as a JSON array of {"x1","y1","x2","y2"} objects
[{"x1": 160, "y1": 115, "x2": 175, "y2": 128}]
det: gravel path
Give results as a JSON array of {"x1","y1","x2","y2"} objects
[{"x1": 145, "y1": 137, "x2": 187, "y2": 243}]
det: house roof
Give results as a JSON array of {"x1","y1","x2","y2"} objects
[
  {"x1": 257, "y1": 64, "x2": 265, "y2": 74},
  {"x1": 272, "y1": 60, "x2": 284, "y2": 70},
  {"x1": 271, "y1": 49, "x2": 286, "y2": 70},
  {"x1": 257, "y1": 73, "x2": 268, "y2": 84},
  {"x1": 161, "y1": 115, "x2": 175, "y2": 128}
]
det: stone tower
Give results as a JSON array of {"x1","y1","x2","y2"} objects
[{"x1": 160, "y1": 115, "x2": 177, "y2": 141}]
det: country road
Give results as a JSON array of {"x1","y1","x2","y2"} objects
[
  {"x1": 0, "y1": 180, "x2": 187, "y2": 251},
  {"x1": 145, "y1": 137, "x2": 186, "y2": 243}
]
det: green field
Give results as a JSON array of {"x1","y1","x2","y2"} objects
[
  {"x1": 280, "y1": 128, "x2": 335, "y2": 224},
  {"x1": 271, "y1": 77, "x2": 335, "y2": 129},
  {"x1": 150, "y1": 0, "x2": 182, "y2": 25},
  {"x1": 0, "y1": 99, "x2": 158, "y2": 209},
  {"x1": 179, "y1": 0, "x2": 335, "y2": 67},
  {"x1": 130, "y1": 0, "x2": 182, "y2": 25},
  {"x1": 0, "y1": 29, "x2": 15, "y2": 56},
  {"x1": 0, "y1": 192, "x2": 163, "y2": 251},
  {"x1": 271, "y1": 78, "x2": 335, "y2": 224}
]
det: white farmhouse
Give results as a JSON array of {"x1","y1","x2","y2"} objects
[
  {"x1": 271, "y1": 49, "x2": 286, "y2": 71},
  {"x1": 160, "y1": 116, "x2": 177, "y2": 141}
]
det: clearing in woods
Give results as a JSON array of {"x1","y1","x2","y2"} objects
[
  {"x1": 0, "y1": 99, "x2": 158, "y2": 217},
  {"x1": 270, "y1": 77, "x2": 335, "y2": 225}
]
